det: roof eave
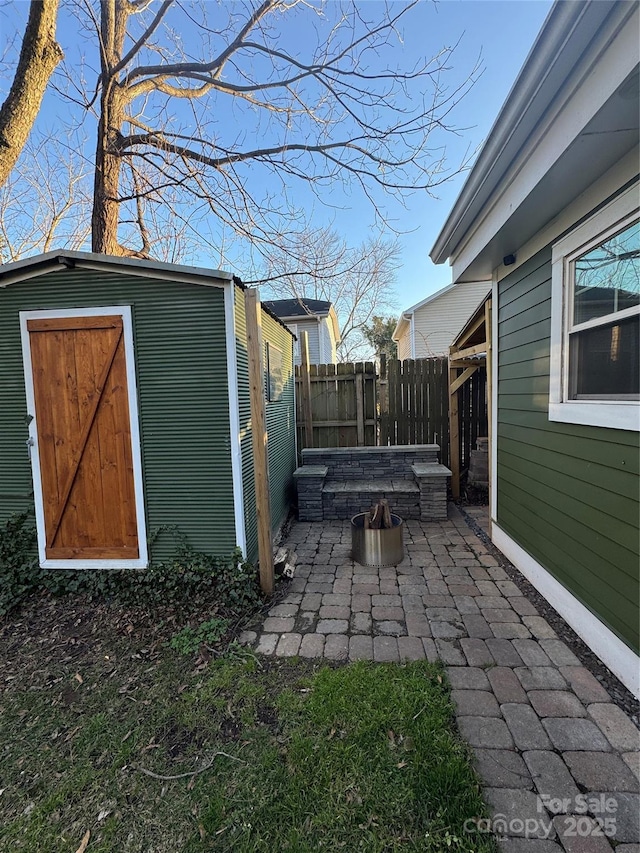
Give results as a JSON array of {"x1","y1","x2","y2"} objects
[
  {"x1": 392, "y1": 314, "x2": 410, "y2": 342},
  {"x1": 430, "y1": 0, "x2": 615, "y2": 266}
]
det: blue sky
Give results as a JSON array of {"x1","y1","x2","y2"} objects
[
  {"x1": 1, "y1": 0, "x2": 554, "y2": 311},
  {"x1": 352, "y1": 0, "x2": 555, "y2": 310}
]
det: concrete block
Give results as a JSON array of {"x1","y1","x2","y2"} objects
[
  {"x1": 587, "y1": 703, "x2": 640, "y2": 752},
  {"x1": 457, "y1": 717, "x2": 515, "y2": 749},
  {"x1": 563, "y1": 751, "x2": 639, "y2": 793},
  {"x1": 474, "y1": 749, "x2": 533, "y2": 789},
  {"x1": 502, "y1": 704, "x2": 552, "y2": 750},
  {"x1": 542, "y1": 718, "x2": 611, "y2": 752}
]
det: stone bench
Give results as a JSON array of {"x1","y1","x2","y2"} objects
[{"x1": 294, "y1": 446, "x2": 450, "y2": 522}]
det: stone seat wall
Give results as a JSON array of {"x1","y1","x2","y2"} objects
[{"x1": 294, "y1": 446, "x2": 450, "y2": 522}]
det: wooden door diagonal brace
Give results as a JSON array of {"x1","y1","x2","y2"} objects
[{"x1": 47, "y1": 325, "x2": 124, "y2": 547}]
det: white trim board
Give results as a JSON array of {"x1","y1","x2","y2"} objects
[
  {"x1": 492, "y1": 524, "x2": 640, "y2": 700},
  {"x1": 490, "y1": 275, "x2": 499, "y2": 525},
  {"x1": 225, "y1": 284, "x2": 247, "y2": 557},
  {"x1": 548, "y1": 183, "x2": 640, "y2": 432},
  {"x1": 19, "y1": 305, "x2": 148, "y2": 570}
]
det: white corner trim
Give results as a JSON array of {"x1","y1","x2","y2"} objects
[
  {"x1": 224, "y1": 284, "x2": 247, "y2": 557},
  {"x1": 410, "y1": 315, "x2": 416, "y2": 360},
  {"x1": 491, "y1": 275, "x2": 499, "y2": 524},
  {"x1": 492, "y1": 524, "x2": 640, "y2": 699},
  {"x1": 19, "y1": 305, "x2": 148, "y2": 570}
]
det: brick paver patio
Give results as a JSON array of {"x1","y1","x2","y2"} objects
[{"x1": 243, "y1": 505, "x2": 639, "y2": 851}]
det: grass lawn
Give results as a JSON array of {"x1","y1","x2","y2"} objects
[{"x1": 0, "y1": 597, "x2": 496, "y2": 852}]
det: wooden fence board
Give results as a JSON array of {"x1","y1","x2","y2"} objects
[{"x1": 295, "y1": 358, "x2": 485, "y2": 474}]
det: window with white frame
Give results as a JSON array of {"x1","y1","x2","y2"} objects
[{"x1": 549, "y1": 184, "x2": 640, "y2": 431}]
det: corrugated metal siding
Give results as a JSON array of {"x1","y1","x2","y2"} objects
[
  {"x1": 234, "y1": 289, "x2": 296, "y2": 563},
  {"x1": 0, "y1": 269, "x2": 236, "y2": 561},
  {"x1": 263, "y1": 312, "x2": 296, "y2": 538},
  {"x1": 497, "y1": 249, "x2": 639, "y2": 653},
  {"x1": 234, "y1": 288, "x2": 256, "y2": 561},
  {"x1": 413, "y1": 281, "x2": 490, "y2": 357}
]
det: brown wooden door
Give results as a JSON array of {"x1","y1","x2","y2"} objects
[{"x1": 27, "y1": 314, "x2": 140, "y2": 561}]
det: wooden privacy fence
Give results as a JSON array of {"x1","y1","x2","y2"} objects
[
  {"x1": 294, "y1": 361, "x2": 378, "y2": 448},
  {"x1": 295, "y1": 355, "x2": 487, "y2": 473},
  {"x1": 379, "y1": 357, "x2": 449, "y2": 456}
]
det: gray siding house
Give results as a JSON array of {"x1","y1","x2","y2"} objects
[
  {"x1": 393, "y1": 280, "x2": 490, "y2": 359},
  {"x1": 431, "y1": 1, "x2": 639, "y2": 696},
  {"x1": 0, "y1": 252, "x2": 296, "y2": 568}
]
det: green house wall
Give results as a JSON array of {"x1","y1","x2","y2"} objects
[
  {"x1": 234, "y1": 287, "x2": 296, "y2": 563},
  {"x1": 497, "y1": 249, "x2": 639, "y2": 653},
  {"x1": 0, "y1": 268, "x2": 237, "y2": 561}
]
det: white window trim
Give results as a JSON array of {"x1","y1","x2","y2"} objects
[
  {"x1": 20, "y1": 306, "x2": 148, "y2": 569},
  {"x1": 549, "y1": 184, "x2": 640, "y2": 432}
]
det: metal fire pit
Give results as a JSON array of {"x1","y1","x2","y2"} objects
[{"x1": 351, "y1": 513, "x2": 404, "y2": 568}]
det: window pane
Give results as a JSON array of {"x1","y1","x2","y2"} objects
[
  {"x1": 569, "y1": 314, "x2": 639, "y2": 398},
  {"x1": 573, "y1": 220, "x2": 640, "y2": 325}
]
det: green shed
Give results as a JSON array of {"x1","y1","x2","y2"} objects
[{"x1": 0, "y1": 251, "x2": 296, "y2": 569}]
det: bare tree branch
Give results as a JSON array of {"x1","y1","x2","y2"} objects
[{"x1": 0, "y1": 0, "x2": 63, "y2": 188}]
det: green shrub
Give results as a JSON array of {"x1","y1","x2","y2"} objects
[
  {"x1": 0, "y1": 512, "x2": 41, "y2": 616},
  {"x1": 0, "y1": 514, "x2": 260, "y2": 617},
  {"x1": 169, "y1": 617, "x2": 230, "y2": 654}
]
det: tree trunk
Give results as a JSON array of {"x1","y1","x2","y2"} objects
[
  {"x1": 91, "y1": 92, "x2": 125, "y2": 255},
  {"x1": 0, "y1": 0, "x2": 63, "y2": 189},
  {"x1": 91, "y1": 0, "x2": 133, "y2": 255}
]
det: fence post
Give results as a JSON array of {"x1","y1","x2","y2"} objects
[
  {"x1": 299, "y1": 331, "x2": 314, "y2": 449},
  {"x1": 355, "y1": 370, "x2": 365, "y2": 446},
  {"x1": 448, "y1": 356, "x2": 460, "y2": 500},
  {"x1": 378, "y1": 354, "x2": 387, "y2": 445},
  {"x1": 244, "y1": 288, "x2": 273, "y2": 596}
]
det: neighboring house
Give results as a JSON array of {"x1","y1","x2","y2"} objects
[
  {"x1": 393, "y1": 280, "x2": 490, "y2": 359},
  {"x1": 431, "y1": 0, "x2": 639, "y2": 697},
  {"x1": 0, "y1": 251, "x2": 296, "y2": 568},
  {"x1": 263, "y1": 298, "x2": 341, "y2": 365}
]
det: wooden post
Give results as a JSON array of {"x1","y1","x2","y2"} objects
[
  {"x1": 355, "y1": 370, "x2": 365, "y2": 446},
  {"x1": 379, "y1": 354, "x2": 387, "y2": 445},
  {"x1": 244, "y1": 289, "x2": 274, "y2": 597},
  {"x1": 299, "y1": 331, "x2": 314, "y2": 449},
  {"x1": 485, "y1": 297, "x2": 493, "y2": 522},
  {"x1": 449, "y1": 355, "x2": 461, "y2": 500}
]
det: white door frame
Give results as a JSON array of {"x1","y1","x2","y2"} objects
[{"x1": 20, "y1": 305, "x2": 148, "y2": 569}]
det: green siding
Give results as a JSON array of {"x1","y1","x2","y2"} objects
[
  {"x1": 497, "y1": 249, "x2": 640, "y2": 653},
  {"x1": 234, "y1": 288, "x2": 296, "y2": 564},
  {"x1": 0, "y1": 268, "x2": 236, "y2": 561},
  {"x1": 263, "y1": 312, "x2": 297, "y2": 537}
]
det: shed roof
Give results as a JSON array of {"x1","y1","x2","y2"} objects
[{"x1": 0, "y1": 250, "x2": 233, "y2": 287}]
